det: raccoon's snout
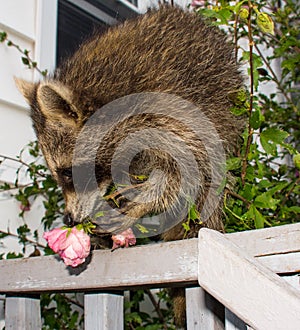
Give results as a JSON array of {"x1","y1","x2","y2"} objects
[{"x1": 63, "y1": 212, "x2": 75, "y2": 227}]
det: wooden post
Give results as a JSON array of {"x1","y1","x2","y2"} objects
[
  {"x1": 198, "y1": 229, "x2": 300, "y2": 330},
  {"x1": 84, "y1": 292, "x2": 124, "y2": 330},
  {"x1": 5, "y1": 295, "x2": 41, "y2": 330},
  {"x1": 186, "y1": 286, "x2": 224, "y2": 330}
]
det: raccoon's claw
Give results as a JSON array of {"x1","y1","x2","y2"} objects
[{"x1": 111, "y1": 228, "x2": 136, "y2": 251}]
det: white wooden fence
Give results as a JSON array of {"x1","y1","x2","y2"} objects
[{"x1": 1, "y1": 223, "x2": 300, "y2": 329}]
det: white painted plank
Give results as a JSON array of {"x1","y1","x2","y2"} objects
[
  {"x1": 186, "y1": 286, "x2": 224, "y2": 330},
  {"x1": 0, "y1": 239, "x2": 198, "y2": 293},
  {"x1": 5, "y1": 295, "x2": 41, "y2": 329},
  {"x1": 228, "y1": 222, "x2": 300, "y2": 256},
  {"x1": 0, "y1": 30, "x2": 34, "y2": 108},
  {"x1": 198, "y1": 229, "x2": 300, "y2": 330},
  {"x1": 259, "y1": 252, "x2": 300, "y2": 274},
  {"x1": 84, "y1": 292, "x2": 123, "y2": 330}
]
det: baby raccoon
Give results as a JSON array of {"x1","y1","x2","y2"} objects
[{"x1": 16, "y1": 5, "x2": 243, "y2": 326}]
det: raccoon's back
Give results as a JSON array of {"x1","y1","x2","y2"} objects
[{"x1": 56, "y1": 6, "x2": 243, "y2": 147}]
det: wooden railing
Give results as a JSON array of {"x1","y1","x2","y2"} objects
[{"x1": 1, "y1": 223, "x2": 300, "y2": 329}]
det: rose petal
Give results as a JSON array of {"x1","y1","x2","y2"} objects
[
  {"x1": 111, "y1": 228, "x2": 136, "y2": 250},
  {"x1": 43, "y1": 228, "x2": 68, "y2": 253}
]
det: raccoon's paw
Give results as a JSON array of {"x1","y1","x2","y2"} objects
[{"x1": 111, "y1": 228, "x2": 136, "y2": 251}]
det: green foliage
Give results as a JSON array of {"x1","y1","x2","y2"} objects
[
  {"x1": 194, "y1": 0, "x2": 300, "y2": 231},
  {"x1": 124, "y1": 290, "x2": 176, "y2": 329},
  {"x1": 41, "y1": 293, "x2": 83, "y2": 330},
  {"x1": 1, "y1": 0, "x2": 300, "y2": 328}
]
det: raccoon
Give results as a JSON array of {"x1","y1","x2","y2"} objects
[{"x1": 16, "y1": 5, "x2": 243, "y2": 326}]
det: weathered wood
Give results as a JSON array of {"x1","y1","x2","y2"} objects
[
  {"x1": 0, "y1": 223, "x2": 300, "y2": 293},
  {"x1": 186, "y1": 286, "x2": 224, "y2": 330},
  {"x1": 228, "y1": 222, "x2": 300, "y2": 256},
  {"x1": 5, "y1": 295, "x2": 41, "y2": 330},
  {"x1": 0, "y1": 239, "x2": 198, "y2": 293},
  {"x1": 84, "y1": 292, "x2": 123, "y2": 330},
  {"x1": 259, "y1": 251, "x2": 300, "y2": 274},
  {"x1": 198, "y1": 229, "x2": 300, "y2": 330},
  {"x1": 282, "y1": 274, "x2": 300, "y2": 291}
]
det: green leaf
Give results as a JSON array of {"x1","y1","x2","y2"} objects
[
  {"x1": 254, "y1": 192, "x2": 279, "y2": 210},
  {"x1": 260, "y1": 128, "x2": 289, "y2": 155},
  {"x1": 135, "y1": 224, "x2": 149, "y2": 234},
  {"x1": 226, "y1": 157, "x2": 241, "y2": 171},
  {"x1": 261, "y1": 128, "x2": 289, "y2": 144},
  {"x1": 245, "y1": 205, "x2": 265, "y2": 229},
  {"x1": 188, "y1": 203, "x2": 200, "y2": 221},
  {"x1": 6, "y1": 252, "x2": 23, "y2": 259},
  {"x1": 286, "y1": 206, "x2": 300, "y2": 213},
  {"x1": 182, "y1": 221, "x2": 190, "y2": 232},
  {"x1": 240, "y1": 183, "x2": 256, "y2": 201},
  {"x1": 94, "y1": 211, "x2": 104, "y2": 218},
  {"x1": 294, "y1": 153, "x2": 300, "y2": 170},
  {"x1": 0, "y1": 232, "x2": 9, "y2": 239},
  {"x1": 0, "y1": 31, "x2": 7, "y2": 42},
  {"x1": 21, "y1": 57, "x2": 30, "y2": 65},
  {"x1": 250, "y1": 108, "x2": 264, "y2": 129}
]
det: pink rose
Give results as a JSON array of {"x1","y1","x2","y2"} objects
[
  {"x1": 43, "y1": 227, "x2": 91, "y2": 267},
  {"x1": 112, "y1": 228, "x2": 136, "y2": 250}
]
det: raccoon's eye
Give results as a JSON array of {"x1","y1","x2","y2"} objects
[{"x1": 60, "y1": 168, "x2": 73, "y2": 184}]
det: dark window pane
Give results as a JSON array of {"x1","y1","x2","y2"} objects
[{"x1": 57, "y1": 0, "x2": 109, "y2": 66}]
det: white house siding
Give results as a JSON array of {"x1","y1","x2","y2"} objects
[
  {"x1": 0, "y1": 0, "x2": 58, "y2": 266},
  {"x1": 0, "y1": 1, "x2": 58, "y2": 324}
]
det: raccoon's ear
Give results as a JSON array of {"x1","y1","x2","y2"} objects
[
  {"x1": 36, "y1": 83, "x2": 80, "y2": 126},
  {"x1": 14, "y1": 78, "x2": 37, "y2": 104}
]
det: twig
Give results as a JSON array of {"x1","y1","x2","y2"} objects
[
  {"x1": 0, "y1": 154, "x2": 47, "y2": 178},
  {"x1": 0, "y1": 31, "x2": 47, "y2": 76},
  {"x1": 234, "y1": 12, "x2": 239, "y2": 62},
  {"x1": 224, "y1": 188, "x2": 251, "y2": 207},
  {"x1": 0, "y1": 229, "x2": 46, "y2": 249},
  {"x1": 253, "y1": 44, "x2": 298, "y2": 113},
  {"x1": 241, "y1": 0, "x2": 255, "y2": 186},
  {"x1": 279, "y1": 177, "x2": 300, "y2": 211},
  {"x1": 62, "y1": 294, "x2": 84, "y2": 309},
  {"x1": 145, "y1": 289, "x2": 168, "y2": 328}
]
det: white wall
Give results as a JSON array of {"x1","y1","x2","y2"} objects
[
  {"x1": 0, "y1": 1, "x2": 58, "y2": 325},
  {"x1": 0, "y1": 0, "x2": 57, "y2": 253}
]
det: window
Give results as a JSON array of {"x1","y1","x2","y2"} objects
[{"x1": 56, "y1": 0, "x2": 138, "y2": 66}]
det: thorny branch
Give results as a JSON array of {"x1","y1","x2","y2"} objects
[
  {"x1": 0, "y1": 31, "x2": 47, "y2": 76},
  {"x1": 241, "y1": 0, "x2": 255, "y2": 186},
  {"x1": 0, "y1": 154, "x2": 47, "y2": 178},
  {"x1": 0, "y1": 229, "x2": 46, "y2": 249}
]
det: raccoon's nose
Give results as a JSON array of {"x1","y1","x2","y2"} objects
[{"x1": 63, "y1": 213, "x2": 75, "y2": 227}]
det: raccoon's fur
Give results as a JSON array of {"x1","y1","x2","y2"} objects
[{"x1": 16, "y1": 5, "x2": 243, "y2": 327}]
